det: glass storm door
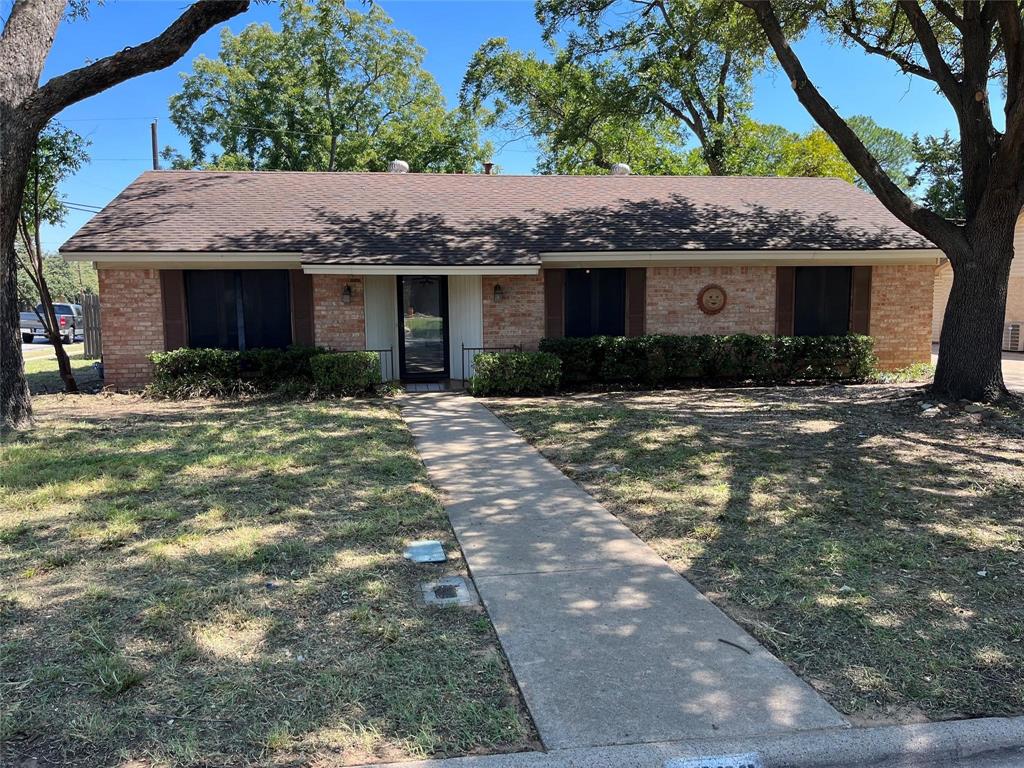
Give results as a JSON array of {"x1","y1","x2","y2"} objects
[{"x1": 397, "y1": 276, "x2": 449, "y2": 380}]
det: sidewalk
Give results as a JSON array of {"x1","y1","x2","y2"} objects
[{"x1": 401, "y1": 393, "x2": 846, "y2": 751}]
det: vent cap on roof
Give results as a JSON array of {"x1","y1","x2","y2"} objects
[
  {"x1": 609, "y1": 163, "x2": 631, "y2": 176},
  {"x1": 388, "y1": 159, "x2": 410, "y2": 174}
]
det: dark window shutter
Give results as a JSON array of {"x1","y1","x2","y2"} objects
[
  {"x1": 850, "y1": 265, "x2": 872, "y2": 335},
  {"x1": 544, "y1": 268, "x2": 565, "y2": 339},
  {"x1": 775, "y1": 266, "x2": 795, "y2": 336},
  {"x1": 626, "y1": 268, "x2": 646, "y2": 337},
  {"x1": 290, "y1": 270, "x2": 315, "y2": 346},
  {"x1": 160, "y1": 270, "x2": 187, "y2": 350}
]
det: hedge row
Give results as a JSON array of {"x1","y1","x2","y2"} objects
[
  {"x1": 537, "y1": 334, "x2": 876, "y2": 387},
  {"x1": 470, "y1": 351, "x2": 561, "y2": 396},
  {"x1": 147, "y1": 347, "x2": 381, "y2": 398}
]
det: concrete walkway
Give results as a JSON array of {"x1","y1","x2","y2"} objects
[{"x1": 401, "y1": 394, "x2": 846, "y2": 751}]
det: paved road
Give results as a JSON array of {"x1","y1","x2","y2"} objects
[{"x1": 402, "y1": 393, "x2": 845, "y2": 752}]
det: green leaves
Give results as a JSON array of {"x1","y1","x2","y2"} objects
[
  {"x1": 169, "y1": 0, "x2": 488, "y2": 172},
  {"x1": 22, "y1": 122, "x2": 90, "y2": 234},
  {"x1": 461, "y1": 38, "x2": 689, "y2": 174},
  {"x1": 909, "y1": 131, "x2": 963, "y2": 220},
  {"x1": 533, "y1": 0, "x2": 807, "y2": 174}
]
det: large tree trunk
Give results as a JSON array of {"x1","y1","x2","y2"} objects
[
  {"x1": 933, "y1": 207, "x2": 1016, "y2": 402},
  {"x1": 1, "y1": 112, "x2": 36, "y2": 432}
]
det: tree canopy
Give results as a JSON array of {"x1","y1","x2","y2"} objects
[
  {"x1": 461, "y1": 39, "x2": 691, "y2": 175},
  {"x1": 534, "y1": 0, "x2": 807, "y2": 174},
  {"x1": 462, "y1": 39, "x2": 925, "y2": 185},
  {"x1": 169, "y1": 0, "x2": 488, "y2": 172}
]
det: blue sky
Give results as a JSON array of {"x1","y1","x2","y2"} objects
[{"x1": 38, "y1": 0, "x2": 958, "y2": 251}]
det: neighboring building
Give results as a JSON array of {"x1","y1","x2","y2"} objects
[
  {"x1": 60, "y1": 169, "x2": 943, "y2": 390},
  {"x1": 932, "y1": 217, "x2": 1024, "y2": 352}
]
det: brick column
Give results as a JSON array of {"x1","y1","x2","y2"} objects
[
  {"x1": 870, "y1": 265, "x2": 934, "y2": 370},
  {"x1": 482, "y1": 274, "x2": 545, "y2": 349},
  {"x1": 313, "y1": 275, "x2": 366, "y2": 349},
  {"x1": 98, "y1": 268, "x2": 165, "y2": 390}
]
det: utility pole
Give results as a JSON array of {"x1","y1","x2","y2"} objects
[{"x1": 150, "y1": 120, "x2": 160, "y2": 170}]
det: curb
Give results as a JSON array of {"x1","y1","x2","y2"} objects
[{"x1": 353, "y1": 717, "x2": 1024, "y2": 768}]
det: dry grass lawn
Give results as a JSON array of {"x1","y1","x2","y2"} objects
[
  {"x1": 1, "y1": 395, "x2": 532, "y2": 767},
  {"x1": 487, "y1": 385, "x2": 1024, "y2": 725}
]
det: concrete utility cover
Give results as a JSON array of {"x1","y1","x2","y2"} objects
[
  {"x1": 421, "y1": 576, "x2": 478, "y2": 607},
  {"x1": 404, "y1": 540, "x2": 446, "y2": 563},
  {"x1": 664, "y1": 753, "x2": 763, "y2": 768}
]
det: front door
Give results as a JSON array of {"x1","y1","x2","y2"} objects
[{"x1": 397, "y1": 276, "x2": 449, "y2": 381}]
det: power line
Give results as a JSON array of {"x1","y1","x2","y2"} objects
[{"x1": 58, "y1": 116, "x2": 162, "y2": 122}]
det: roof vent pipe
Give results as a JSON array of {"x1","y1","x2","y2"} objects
[
  {"x1": 483, "y1": 161, "x2": 494, "y2": 175},
  {"x1": 609, "y1": 163, "x2": 631, "y2": 176},
  {"x1": 388, "y1": 159, "x2": 410, "y2": 174}
]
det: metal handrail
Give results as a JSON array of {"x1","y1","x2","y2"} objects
[
  {"x1": 460, "y1": 343, "x2": 522, "y2": 384},
  {"x1": 335, "y1": 347, "x2": 395, "y2": 382}
]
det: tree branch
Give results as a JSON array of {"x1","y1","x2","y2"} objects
[
  {"x1": 25, "y1": 0, "x2": 249, "y2": 125},
  {"x1": 739, "y1": 0, "x2": 963, "y2": 253},
  {"x1": 716, "y1": 50, "x2": 731, "y2": 124},
  {"x1": 896, "y1": 1, "x2": 962, "y2": 105},
  {"x1": 839, "y1": 19, "x2": 934, "y2": 80},
  {"x1": 932, "y1": 0, "x2": 964, "y2": 31}
]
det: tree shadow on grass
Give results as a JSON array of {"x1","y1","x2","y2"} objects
[
  {"x1": 1, "y1": 399, "x2": 535, "y2": 767},
  {"x1": 487, "y1": 386, "x2": 1024, "y2": 723}
]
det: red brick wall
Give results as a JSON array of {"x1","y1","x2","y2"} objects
[
  {"x1": 483, "y1": 274, "x2": 545, "y2": 349},
  {"x1": 870, "y1": 265, "x2": 935, "y2": 370},
  {"x1": 313, "y1": 275, "x2": 365, "y2": 349},
  {"x1": 645, "y1": 266, "x2": 776, "y2": 335},
  {"x1": 99, "y1": 268, "x2": 164, "y2": 391}
]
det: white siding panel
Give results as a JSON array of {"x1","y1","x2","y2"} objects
[
  {"x1": 363, "y1": 275, "x2": 399, "y2": 380},
  {"x1": 448, "y1": 275, "x2": 483, "y2": 379}
]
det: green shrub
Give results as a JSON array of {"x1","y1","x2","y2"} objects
[
  {"x1": 870, "y1": 361, "x2": 935, "y2": 384},
  {"x1": 148, "y1": 348, "x2": 243, "y2": 398},
  {"x1": 310, "y1": 351, "x2": 382, "y2": 395},
  {"x1": 470, "y1": 352, "x2": 561, "y2": 396},
  {"x1": 537, "y1": 336, "x2": 607, "y2": 384},
  {"x1": 148, "y1": 346, "x2": 382, "y2": 399},
  {"x1": 538, "y1": 333, "x2": 876, "y2": 388},
  {"x1": 239, "y1": 346, "x2": 325, "y2": 393}
]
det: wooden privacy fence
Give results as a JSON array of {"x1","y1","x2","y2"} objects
[{"x1": 82, "y1": 293, "x2": 101, "y2": 360}]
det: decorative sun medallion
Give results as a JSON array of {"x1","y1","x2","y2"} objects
[{"x1": 697, "y1": 284, "x2": 727, "y2": 315}]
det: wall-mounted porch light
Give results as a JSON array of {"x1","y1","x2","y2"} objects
[
  {"x1": 493, "y1": 283, "x2": 505, "y2": 303},
  {"x1": 341, "y1": 283, "x2": 353, "y2": 304}
]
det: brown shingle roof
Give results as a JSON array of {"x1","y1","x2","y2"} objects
[{"x1": 60, "y1": 170, "x2": 934, "y2": 265}]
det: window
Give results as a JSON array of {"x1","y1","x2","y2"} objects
[
  {"x1": 185, "y1": 270, "x2": 292, "y2": 350},
  {"x1": 793, "y1": 266, "x2": 852, "y2": 336},
  {"x1": 565, "y1": 268, "x2": 626, "y2": 337}
]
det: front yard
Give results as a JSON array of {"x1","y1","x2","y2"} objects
[
  {"x1": 487, "y1": 386, "x2": 1024, "y2": 724},
  {"x1": 1, "y1": 396, "x2": 532, "y2": 767},
  {"x1": 22, "y1": 343, "x2": 103, "y2": 394}
]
